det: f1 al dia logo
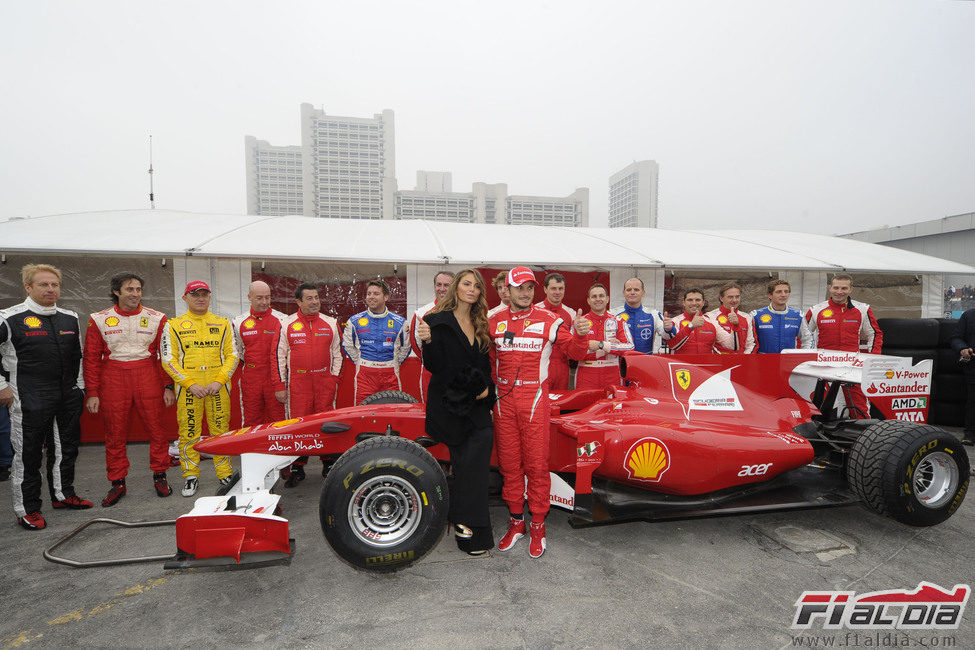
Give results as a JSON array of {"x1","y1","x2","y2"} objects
[{"x1": 792, "y1": 582, "x2": 970, "y2": 630}]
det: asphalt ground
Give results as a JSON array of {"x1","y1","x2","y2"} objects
[{"x1": 1, "y1": 433, "x2": 973, "y2": 649}]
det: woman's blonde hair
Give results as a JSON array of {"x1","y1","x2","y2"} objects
[{"x1": 432, "y1": 268, "x2": 492, "y2": 351}]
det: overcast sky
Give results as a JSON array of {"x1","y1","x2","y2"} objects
[{"x1": 2, "y1": 1, "x2": 973, "y2": 234}]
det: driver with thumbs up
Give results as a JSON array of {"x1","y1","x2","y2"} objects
[
  {"x1": 610, "y1": 277, "x2": 675, "y2": 355},
  {"x1": 667, "y1": 288, "x2": 733, "y2": 354},
  {"x1": 575, "y1": 283, "x2": 635, "y2": 389},
  {"x1": 488, "y1": 266, "x2": 592, "y2": 558}
]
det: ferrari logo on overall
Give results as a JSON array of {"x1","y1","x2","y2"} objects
[
  {"x1": 675, "y1": 369, "x2": 691, "y2": 390},
  {"x1": 140, "y1": 317, "x2": 149, "y2": 327}
]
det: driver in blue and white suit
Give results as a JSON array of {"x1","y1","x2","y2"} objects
[
  {"x1": 343, "y1": 280, "x2": 410, "y2": 405},
  {"x1": 750, "y1": 280, "x2": 812, "y2": 353},
  {"x1": 609, "y1": 277, "x2": 675, "y2": 355}
]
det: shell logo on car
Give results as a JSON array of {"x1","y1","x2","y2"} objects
[
  {"x1": 24, "y1": 316, "x2": 42, "y2": 328},
  {"x1": 625, "y1": 437, "x2": 671, "y2": 482},
  {"x1": 106, "y1": 316, "x2": 120, "y2": 327}
]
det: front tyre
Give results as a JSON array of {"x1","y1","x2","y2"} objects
[
  {"x1": 847, "y1": 421, "x2": 969, "y2": 526},
  {"x1": 320, "y1": 436, "x2": 448, "y2": 571}
]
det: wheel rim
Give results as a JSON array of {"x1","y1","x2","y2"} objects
[
  {"x1": 347, "y1": 475, "x2": 422, "y2": 548},
  {"x1": 912, "y1": 452, "x2": 959, "y2": 509}
]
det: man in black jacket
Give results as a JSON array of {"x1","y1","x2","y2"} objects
[
  {"x1": 951, "y1": 308, "x2": 975, "y2": 445},
  {"x1": 0, "y1": 264, "x2": 93, "y2": 530}
]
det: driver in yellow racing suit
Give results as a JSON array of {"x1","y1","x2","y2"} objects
[{"x1": 161, "y1": 281, "x2": 239, "y2": 497}]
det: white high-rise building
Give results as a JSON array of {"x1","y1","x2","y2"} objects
[
  {"x1": 395, "y1": 175, "x2": 587, "y2": 226},
  {"x1": 609, "y1": 160, "x2": 659, "y2": 228},
  {"x1": 246, "y1": 106, "x2": 590, "y2": 225},
  {"x1": 299, "y1": 103, "x2": 396, "y2": 219},
  {"x1": 507, "y1": 188, "x2": 589, "y2": 227},
  {"x1": 244, "y1": 136, "x2": 303, "y2": 216}
]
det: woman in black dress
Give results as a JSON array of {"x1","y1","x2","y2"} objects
[{"x1": 415, "y1": 269, "x2": 496, "y2": 555}]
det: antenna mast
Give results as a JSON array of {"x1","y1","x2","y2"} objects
[{"x1": 148, "y1": 134, "x2": 155, "y2": 209}]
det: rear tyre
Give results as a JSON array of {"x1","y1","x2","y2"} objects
[
  {"x1": 360, "y1": 390, "x2": 419, "y2": 405},
  {"x1": 847, "y1": 420, "x2": 969, "y2": 526},
  {"x1": 320, "y1": 436, "x2": 448, "y2": 572}
]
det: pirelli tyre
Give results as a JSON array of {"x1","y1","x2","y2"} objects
[
  {"x1": 320, "y1": 436, "x2": 447, "y2": 572},
  {"x1": 360, "y1": 390, "x2": 419, "y2": 405},
  {"x1": 847, "y1": 420, "x2": 969, "y2": 526}
]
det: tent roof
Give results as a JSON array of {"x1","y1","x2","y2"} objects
[{"x1": 3, "y1": 209, "x2": 973, "y2": 273}]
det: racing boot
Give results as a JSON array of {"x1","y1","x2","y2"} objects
[
  {"x1": 153, "y1": 472, "x2": 173, "y2": 497},
  {"x1": 181, "y1": 477, "x2": 199, "y2": 497},
  {"x1": 528, "y1": 521, "x2": 546, "y2": 559},
  {"x1": 497, "y1": 516, "x2": 526, "y2": 552},
  {"x1": 17, "y1": 511, "x2": 46, "y2": 530},
  {"x1": 102, "y1": 479, "x2": 127, "y2": 507},
  {"x1": 52, "y1": 495, "x2": 94, "y2": 509}
]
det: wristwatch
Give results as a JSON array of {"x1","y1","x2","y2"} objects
[{"x1": 598, "y1": 341, "x2": 604, "y2": 350}]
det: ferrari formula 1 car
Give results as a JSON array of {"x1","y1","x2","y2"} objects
[{"x1": 187, "y1": 350, "x2": 969, "y2": 572}]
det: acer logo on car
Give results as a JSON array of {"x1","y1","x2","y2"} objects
[{"x1": 738, "y1": 463, "x2": 773, "y2": 477}]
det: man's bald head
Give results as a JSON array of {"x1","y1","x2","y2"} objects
[{"x1": 247, "y1": 280, "x2": 272, "y2": 313}]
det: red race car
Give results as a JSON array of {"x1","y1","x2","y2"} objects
[{"x1": 190, "y1": 351, "x2": 969, "y2": 572}]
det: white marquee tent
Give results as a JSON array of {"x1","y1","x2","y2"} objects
[{"x1": 3, "y1": 209, "x2": 973, "y2": 318}]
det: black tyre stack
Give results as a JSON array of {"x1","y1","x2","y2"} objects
[
  {"x1": 931, "y1": 318, "x2": 965, "y2": 427},
  {"x1": 877, "y1": 318, "x2": 963, "y2": 427}
]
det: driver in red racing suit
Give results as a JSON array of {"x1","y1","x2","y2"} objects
[
  {"x1": 489, "y1": 267, "x2": 590, "y2": 558},
  {"x1": 805, "y1": 274, "x2": 883, "y2": 418}
]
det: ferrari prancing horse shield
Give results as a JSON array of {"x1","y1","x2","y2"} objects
[{"x1": 675, "y1": 368, "x2": 691, "y2": 390}]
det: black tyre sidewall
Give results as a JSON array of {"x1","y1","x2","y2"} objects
[
  {"x1": 360, "y1": 390, "x2": 419, "y2": 405},
  {"x1": 883, "y1": 431, "x2": 970, "y2": 526},
  {"x1": 320, "y1": 437, "x2": 447, "y2": 571}
]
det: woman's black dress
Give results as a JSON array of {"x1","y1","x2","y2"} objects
[{"x1": 421, "y1": 310, "x2": 496, "y2": 552}]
